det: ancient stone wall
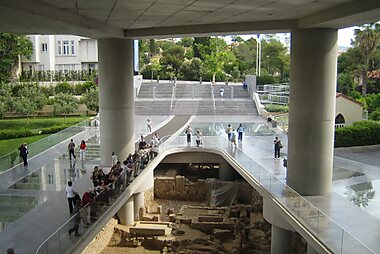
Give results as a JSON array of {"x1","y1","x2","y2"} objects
[{"x1": 154, "y1": 176, "x2": 207, "y2": 201}]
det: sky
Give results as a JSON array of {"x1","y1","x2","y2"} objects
[{"x1": 226, "y1": 26, "x2": 357, "y2": 48}]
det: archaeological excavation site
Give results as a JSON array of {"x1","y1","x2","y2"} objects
[{"x1": 82, "y1": 152, "x2": 307, "y2": 254}]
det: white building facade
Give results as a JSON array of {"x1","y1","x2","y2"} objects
[{"x1": 22, "y1": 35, "x2": 98, "y2": 73}]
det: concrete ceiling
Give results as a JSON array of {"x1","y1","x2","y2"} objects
[{"x1": 0, "y1": 0, "x2": 379, "y2": 38}]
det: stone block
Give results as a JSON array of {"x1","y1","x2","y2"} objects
[
  {"x1": 139, "y1": 207, "x2": 145, "y2": 220},
  {"x1": 179, "y1": 217, "x2": 192, "y2": 224},
  {"x1": 175, "y1": 175, "x2": 185, "y2": 191},
  {"x1": 157, "y1": 205, "x2": 162, "y2": 214},
  {"x1": 169, "y1": 214, "x2": 176, "y2": 222}
]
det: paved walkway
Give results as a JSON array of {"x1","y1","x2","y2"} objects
[{"x1": 1, "y1": 115, "x2": 380, "y2": 253}]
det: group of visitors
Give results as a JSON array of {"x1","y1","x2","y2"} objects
[
  {"x1": 67, "y1": 139, "x2": 87, "y2": 160},
  {"x1": 225, "y1": 123, "x2": 244, "y2": 145},
  {"x1": 184, "y1": 125, "x2": 203, "y2": 147}
]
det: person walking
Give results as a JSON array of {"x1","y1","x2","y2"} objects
[
  {"x1": 273, "y1": 136, "x2": 282, "y2": 159},
  {"x1": 237, "y1": 123, "x2": 244, "y2": 142},
  {"x1": 65, "y1": 181, "x2": 77, "y2": 214},
  {"x1": 196, "y1": 130, "x2": 202, "y2": 147},
  {"x1": 79, "y1": 140, "x2": 86, "y2": 160},
  {"x1": 68, "y1": 139, "x2": 76, "y2": 160},
  {"x1": 68, "y1": 200, "x2": 81, "y2": 236},
  {"x1": 147, "y1": 119, "x2": 152, "y2": 133},
  {"x1": 18, "y1": 143, "x2": 28, "y2": 166},
  {"x1": 231, "y1": 129, "x2": 237, "y2": 146},
  {"x1": 226, "y1": 124, "x2": 233, "y2": 141},
  {"x1": 185, "y1": 125, "x2": 193, "y2": 145}
]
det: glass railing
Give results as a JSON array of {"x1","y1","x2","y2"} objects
[
  {"x1": 0, "y1": 120, "x2": 90, "y2": 173},
  {"x1": 158, "y1": 135, "x2": 375, "y2": 254},
  {"x1": 37, "y1": 133, "x2": 375, "y2": 254},
  {"x1": 36, "y1": 150, "x2": 153, "y2": 254}
]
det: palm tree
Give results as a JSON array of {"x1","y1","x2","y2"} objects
[{"x1": 354, "y1": 23, "x2": 380, "y2": 96}]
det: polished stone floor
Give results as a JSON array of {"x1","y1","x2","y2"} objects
[{"x1": 1, "y1": 115, "x2": 380, "y2": 253}]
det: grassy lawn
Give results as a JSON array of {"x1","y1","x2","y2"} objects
[
  {"x1": 0, "y1": 135, "x2": 49, "y2": 156},
  {"x1": 0, "y1": 116, "x2": 88, "y2": 131}
]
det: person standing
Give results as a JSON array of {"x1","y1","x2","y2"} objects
[
  {"x1": 196, "y1": 130, "x2": 202, "y2": 147},
  {"x1": 185, "y1": 125, "x2": 193, "y2": 145},
  {"x1": 147, "y1": 119, "x2": 152, "y2": 133},
  {"x1": 237, "y1": 124, "x2": 244, "y2": 142},
  {"x1": 68, "y1": 200, "x2": 81, "y2": 236},
  {"x1": 18, "y1": 143, "x2": 28, "y2": 166},
  {"x1": 111, "y1": 152, "x2": 118, "y2": 166},
  {"x1": 79, "y1": 140, "x2": 86, "y2": 160},
  {"x1": 68, "y1": 139, "x2": 76, "y2": 160},
  {"x1": 273, "y1": 136, "x2": 282, "y2": 159},
  {"x1": 220, "y1": 87, "x2": 224, "y2": 98}
]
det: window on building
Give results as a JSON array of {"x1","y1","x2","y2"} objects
[
  {"x1": 57, "y1": 41, "x2": 62, "y2": 55},
  {"x1": 63, "y1": 41, "x2": 69, "y2": 55},
  {"x1": 71, "y1": 41, "x2": 75, "y2": 55},
  {"x1": 41, "y1": 43, "x2": 48, "y2": 52}
]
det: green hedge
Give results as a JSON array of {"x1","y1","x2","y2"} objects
[
  {"x1": 265, "y1": 104, "x2": 289, "y2": 113},
  {"x1": 335, "y1": 120, "x2": 380, "y2": 147},
  {"x1": 0, "y1": 125, "x2": 69, "y2": 140}
]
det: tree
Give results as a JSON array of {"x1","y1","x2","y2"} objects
[
  {"x1": 82, "y1": 87, "x2": 99, "y2": 113},
  {"x1": 0, "y1": 83, "x2": 13, "y2": 118},
  {"x1": 354, "y1": 23, "x2": 380, "y2": 96},
  {"x1": 197, "y1": 37, "x2": 235, "y2": 84},
  {"x1": 160, "y1": 45, "x2": 185, "y2": 77},
  {"x1": 52, "y1": 93, "x2": 78, "y2": 122},
  {"x1": 177, "y1": 37, "x2": 194, "y2": 47},
  {"x1": 0, "y1": 33, "x2": 33, "y2": 82},
  {"x1": 193, "y1": 37, "x2": 211, "y2": 60},
  {"x1": 231, "y1": 35, "x2": 244, "y2": 42},
  {"x1": 180, "y1": 58, "x2": 203, "y2": 80},
  {"x1": 14, "y1": 85, "x2": 47, "y2": 123}
]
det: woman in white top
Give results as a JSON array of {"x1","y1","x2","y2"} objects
[{"x1": 65, "y1": 181, "x2": 77, "y2": 214}]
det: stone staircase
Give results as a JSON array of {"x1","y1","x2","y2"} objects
[{"x1": 135, "y1": 81, "x2": 257, "y2": 116}]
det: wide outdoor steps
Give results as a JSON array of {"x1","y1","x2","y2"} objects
[{"x1": 136, "y1": 82, "x2": 257, "y2": 116}]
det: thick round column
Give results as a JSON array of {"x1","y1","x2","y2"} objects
[
  {"x1": 98, "y1": 39, "x2": 134, "y2": 166},
  {"x1": 118, "y1": 197, "x2": 134, "y2": 225},
  {"x1": 271, "y1": 224, "x2": 293, "y2": 254},
  {"x1": 287, "y1": 29, "x2": 337, "y2": 195},
  {"x1": 133, "y1": 192, "x2": 145, "y2": 220}
]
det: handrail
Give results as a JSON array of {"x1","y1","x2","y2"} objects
[
  {"x1": 36, "y1": 148, "x2": 151, "y2": 254},
  {"x1": 36, "y1": 132, "x2": 375, "y2": 254}
]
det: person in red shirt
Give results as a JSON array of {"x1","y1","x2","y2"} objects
[
  {"x1": 79, "y1": 140, "x2": 86, "y2": 160},
  {"x1": 81, "y1": 189, "x2": 94, "y2": 226}
]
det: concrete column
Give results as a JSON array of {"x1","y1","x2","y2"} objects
[
  {"x1": 134, "y1": 192, "x2": 145, "y2": 220},
  {"x1": 287, "y1": 29, "x2": 337, "y2": 195},
  {"x1": 230, "y1": 86, "x2": 234, "y2": 99},
  {"x1": 271, "y1": 224, "x2": 293, "y2": 254},
  {"x1": 98, "y1": 39, "x2": 135, "y2": 166},
  {"x1": 118, "y1": 196, "x2": 134, "y2": 225},
  {"x1": 192, "y1": 85, "x2": 195, "y2": 99}
]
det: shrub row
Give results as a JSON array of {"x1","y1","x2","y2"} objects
[
  {"x1": 265, "y1": 104, "x2": 289, "y2": 113},
  {"x1": 335, "y1": 120, "x2": 380, "y2": 147},
  {"x1": 0, "y1": 125, "x2": 69, "y2": 140}
]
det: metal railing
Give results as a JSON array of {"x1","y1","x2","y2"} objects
[
  {"x1": 36, "y1": 131, "x2": 375, "y2": 254},
  {"x1": 0, "y1": 119, "x2": 90, "y2": 173}
]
